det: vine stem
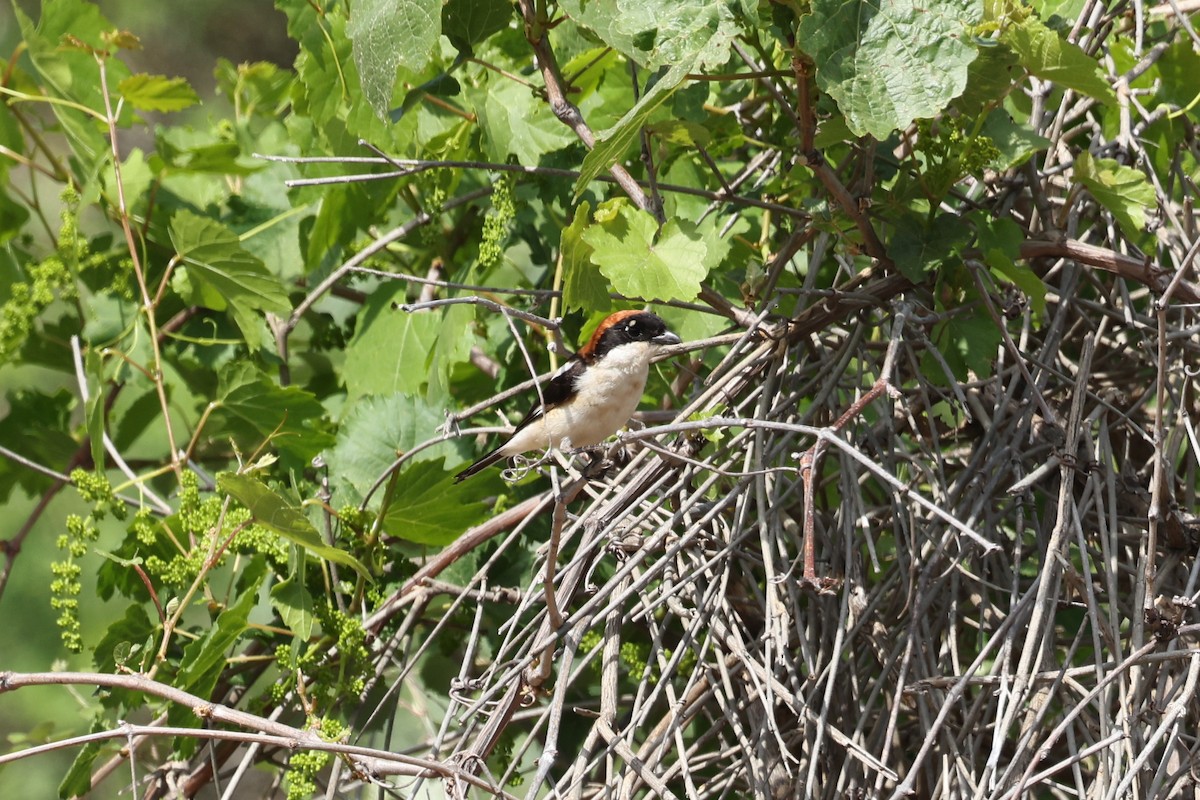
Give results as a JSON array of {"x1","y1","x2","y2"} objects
[{"x1": 95, "y1": 55, "x2": 182, "y2": 479}]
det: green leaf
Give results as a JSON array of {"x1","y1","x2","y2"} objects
[
  {"x1": 1073, "y1": 151, "x2": 1155, "y2": 240},
  {"x1": 117, "y1": 74, "x2": 199, "y2": 112},
  {"x1": 168, "y1": 210, "x2": 290, "y2": 350},
  {"x1": 58, "y1": 720, "x2": 105, "y2": 798},
  {"x1": 797, "y1": 0, "x2": 982, "y2": 139},
  {"x1": 932, "y1": 313, "x2": 1001, "y2": 380},
  {"x1": 322, "y1": 392, "x2": 463, "y2": 507},
  {"x1": 381, "y1": 460, "x2": 496, "y2": 546},
  {"x1": 474, "y1": 73, "x2": 577, "y2": 166},
  {"x1": 176, "y1": 560, "x2": 265, "y2": 694},
  {"x1": 84, "y1": 349, "x2": 106, "y2": 476},
  {"x1": 271, "y1": 576, "x2": 315, "y2": 640},
  {"x1": 443, "y1": 0, "x2": 513, "y2": 51},
  {"x1": 343, "y1": 286, "x2": 442, "y2": 401},
  {"x1": 975, "y1": 214, "x2": 1046, "y2": 316},
  {"x1": 575, "y1": 66, "x2": 685, "y2": 195},
  {"x1": 1001, "y1": 16, "x2": 1116, "y2": 103},
  {"x1": 981, "y1": 109, "x2": 1049, "y2": 171},
  {"x1": 560, "y1": 0, "x2": 735, "y2": 70},
  {"x1": 209, "y1": 362, "x2": 333, "y2": 465},
  {"x1": 889, "y1": 213, "x2": 969, "y2": 282},
  {"x1": 570, "y1": 0, "x2": 739, "y2": 194},
  {"x1": 1156, "y1": 39, "x2": 1200, "y2": 110},
  {"x1": 581, "y1": 202, "x2": 709, "y2": 302},
  {"x1": 92, "y1": 603, "x2": 155, "y2": 674},
  {"x1": 218, "y1": 473, "x2": 373, "y2": 580},
  {"x1": 347, "y1": 0, "x2": 442, "y2": 117},
  {"x1": 560, "y1": 201, "x2": 611, "y2": 313}
]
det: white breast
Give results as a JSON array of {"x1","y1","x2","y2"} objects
[{"x1": 501, "y1": 342, "x2": 656, "y2": 456}]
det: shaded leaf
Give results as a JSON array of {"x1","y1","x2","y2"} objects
[
  {"x1": 209, "y1": 362, "x2": 333, "y2": 464},
  {"x1": 381, "y1": 460, "x2": 496, "y2": 546},
  {"x1": 889, "y1": 213, "x2": 969, "y2": 282},
  {"x1": 443, "y1": 0, "x2": 513, "y2": 51},
  {"x1": 560, "y1": 201, "x2": 611, "y2": 313},
  {"x1": 168, "y1": 210, "x2": 290, "y2": 350},
  {"x1": 975, "y1": 214, "x2": 1046, "y2": 316}
]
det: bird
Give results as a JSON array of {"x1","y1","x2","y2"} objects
[{"x1": 454, "y1": 310, "x2": 682, "y2": 482}]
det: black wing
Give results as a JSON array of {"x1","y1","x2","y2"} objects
[{"x1": 511, "y1": 358, "x2": 584, "y2": 433}]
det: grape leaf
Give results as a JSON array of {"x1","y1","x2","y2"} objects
[
  {"x1": 209, "y1": 362, "x2": 333, "y2": 464},
  {"x1": 888, "y1": 213, "x2": 969, "y2": 282},
  {"x1": 322, "y1": 392, "x2": 464, "y2": 507},
  {"x1": 381, "y1": 460, "x2": 497, "y2": 546},
  {"x1": 581, "y1": 202, "x2": 709, "y2": 302},
  {"x1": 1073, "y1": 151, "x2": 1154, "y2": 240},
  {"x1": 176, "y1": 560, "x2": 265, "y2": 695},
  {"x1": 168, "y1": 210, "x2": 290, "y2": 351},
  {"x1": 797, "y1": 0, "x2": 982, "y2": 139},
  {"x1": 560, "y1": 201, "x2": 611, "y2": 313},
  {"x1": 474, "y1": 74, "x2": 576, "y2": 166},
  {"x1": 347, "y1": 0, "x2": 441, "y2": 117},
  {"x1": 1001, "y1": 16, "x2": 1116, "y2": 103},
  {"x1": 117, "y1": 74, "x2": 199, "y2": 112},
  {"x1": 443, "y1": 0, "x2": 513, "y2": 51},
  {"x1": 569, "y1": 0, "x2": 739, "y2": 194},
  {"x1": 343, "y1": 286, "x2": 442, "y2": 401},
  {"x1": 218, "y1": 473, "x2": 372, "y2": 579}
]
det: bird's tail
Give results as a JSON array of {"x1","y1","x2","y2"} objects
[{"x1": 453, "y1": 448, "x2": 507, "y2": 482}]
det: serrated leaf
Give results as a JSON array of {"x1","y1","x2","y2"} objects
[
  {"x1": 347, "y1": 0, "x2": 441, "y2": 117},
  {"x1": 322, "y1": 392, "x2": 462, "y2": 507},
  {"x1": 381, "y1": 460, "x2": 495, "y2": 546},
  {"x1": 797, "y1": 0, "x2": 982, "y2": 139},
  {"x1": 209, "y1": 362, "x2": 333, "y2": 464},
  {"x1": 218, "y1": 473, "x2": 373, "y2": 580},
  {"x1": 168, "y1": 210, "x2": 290, "y2": 350},
  {"x1": 561, "y1": 201, "x2": 611, "y2": 313},
  {"x1": 581, "y1": 202, "x2": 709, "y2": 302},
  {"x1": 92, "y1": 603, "x2": 155, "y2": 674},
  {"x1": 1073, "y1": 151, "x2": 1154, "y2": 240},
  {"x1": 571, "y1": 0, "x2": 739, "y2": 194},
  {"x1": 474, "y1": 74, "x2": 576, "y2": 166},
  {"x1": 343, "y1": 286, "x2": 442, "y2": 401},
  {"x1": 932, "y1": 313, "x2": 1001, "y2": 380},
  {"x1": 117, "y1": 74, "x2": 199, "y2": 112},
  {"x1": 58, "y1": 721, "x2": 105, "y2": 798},
  {"x1": 1001, "y1": 16, "x2": 1115, "y2": 103}
]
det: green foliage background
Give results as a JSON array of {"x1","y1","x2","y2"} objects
[{"x1": 1, "y1": 0, "x2": 1199, "y2": 797}]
